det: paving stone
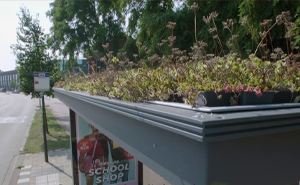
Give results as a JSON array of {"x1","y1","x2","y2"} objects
[
  {"x1": 41, "y1": 171, "x2": 53, "y2": 175},
  {"x1": 31, "y1": 173, "x2": 42, "y2": 177},
  {"x1": 23, "y1": 162, "x2": 32, "y2": 166},
  {"x1": 32, "y1": 167, "x2": 42, "y2": 171},
  {"x1": 36, "y1": 175, "x2": 48, "y2": 184},
  {"x1": 19, "y1": 174, "x2": 31, "y2": 179},
  {"x1": 59, "y1": 177, "x2": 72, "y2": 184},
  {"x1": 47, "y1": 173, "x2": 59, "y2": 182},
  {"x1": 52, "y1": 168, "x2": 64, "y2": 173},
  {"x1": 30, "y1": 170, "x2": 42, "y2": 177},
  {"x1": 58, "y1": 173, "x2": 69, "y2": 179},
  {"x1": 17, "y1": 177, "x2": 30, "y2": 184},
  {"x1": 48, "y1": 181, "x2": 60, "y2": 185},
  {"x1": 17, "y1": 182, "x2": 30, "y2": 185}
]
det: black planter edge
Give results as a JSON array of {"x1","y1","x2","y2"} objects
[{"x1": 54, "y1": 88, "x2": 300, "y2": 142}]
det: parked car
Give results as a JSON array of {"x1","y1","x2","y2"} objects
[
  {"x1": 13, "y1": 89, "x2": 20, "y2": 94},
  {"x1": 0, "y1": 88, "x2": 6, "y2": 92}
]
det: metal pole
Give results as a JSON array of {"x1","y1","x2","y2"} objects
[
  {"x1": 41, "y1": 91, "x2": 49, "y2": 162},
  {"x1": 42, "y1": 95, "x2": 49, "y2": 134}
]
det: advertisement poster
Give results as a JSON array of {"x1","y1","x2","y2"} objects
[{"x1": 76, "y1": 115, "x2": 138, "y2": 185}]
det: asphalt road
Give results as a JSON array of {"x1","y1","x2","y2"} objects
[{"x1": 0, "y1": 92, "x2": 36, "y2": 185}]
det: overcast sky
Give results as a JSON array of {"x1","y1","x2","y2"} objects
[{"x1": 0, "y1": 0, "x2": 53, "y2": 71}]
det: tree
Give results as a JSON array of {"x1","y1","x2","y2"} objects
[
  {"x1": 47, "y1": 0, "x2": 300, "y2": 63},
  {"x1": 46, "y1": 0, "x2": 128, "y2": 67},
  {"x1": 10, "y1": 79, "x2": 17, "y2": 90},
  {"x1": 11, "y1": 6, "x2": 61, "y2": 98}
]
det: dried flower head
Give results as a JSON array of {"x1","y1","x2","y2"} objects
[
  {"x1": 203, "y1": 15, "x2": 211, "y2": 25},
  {"x1": 117, "y1": 53, "x2": 122, "y2": 58},
  {"x1": 142, "y1": 46, "x2": 147, "y2": 51},
  {"x1": 198, "y1": 41, "x2": 208, "y2": 48},
  {"x1": 209, "y1": 27, "x2": 217, "y2": 33},
  {"x1": 166, "y1": 22, "x2": 176, "y2": 30},
  {"x1": 161, "y1": 40, "x2": 168, "y2": 44},
  {"x1": 260, "y1": 44, "x2": 266, "y2": 48},
  {"x1": 206, "y1": 54, "x2": 215, "y2": 58},
  {"x1": 168, "y1": 36, "x2": 176, "y2": 42},
  {"x1": 276, "y1": 14, "x2": 284, "y2": 25},
  {"x1": 102, "y1": 43, "x2": 109, "y2": 50},
  {"x1": 189, "y1": 2, "x2": 199, "y2": 12},
  {"x1": 241, "y1": 15, "x2": 248, "y2": 26},
  {"x1": 270, "y1": 53, "x2": 278, "y2": 60},
  {"x1": 230, "y1": 35, "x2": 239, "y2": 41},
  {"x1": 210, "y1": 11, "x2": 219, "y2": 19},
  {"x1": 266, "y1": 19, "x2": 272, "y2": 24},
  {"x1": 136, "y1": 42, "x2": 142, "y2": 47},
  {"x1": 282, "y1": 11, "x2": 291, "y2": 22},
  {"x1": 274, "y1": 48, "x2": 284, "y2": 55},
  {"x1": 259, "y1": 31, "x2": 267, "y2": 38}
]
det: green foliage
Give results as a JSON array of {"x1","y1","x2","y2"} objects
[
  {"x1": 10, "y1": 79, "x2": 17, "y2": 89},
  {"x1": 23, "y1": 109, "x2": 70, "y2": 153},
  {"x1": 46, "y1": 0, "x2": 129, "y2": 64},
  {"x1": 291, "y1": 5, "x2": 300, "y2": 46},
  {"x1": 11, "y1": 6, "x2": 61, "y2": 98},
  {"x1": 52, "y1": 1, "x2": 300, "y2": 106},
  {"x1": 16, "y1": 165, "x2": 24, "y2": 169},
  {"x1": 47, "y1": 0, "x2": 300, "y2": 65},
  {"x1": 295, "y1": 96, "x2": 300, "y2": 103}
]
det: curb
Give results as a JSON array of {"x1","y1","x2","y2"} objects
[
  {"x1": 19, "y1": 110, "x2": 36, "y2": 152},
  {"x1": 2, "y1": 155, "x2": 24, "y2": 185}
]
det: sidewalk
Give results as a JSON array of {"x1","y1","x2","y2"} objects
[
  {"x1": 16, "y1": 97, "x2": 73, "y2": 185},
  {"x1": 17, "y1": 149, "x2": 73, "y2": 185}
]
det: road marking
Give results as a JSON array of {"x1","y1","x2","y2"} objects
[
  {"x1": 21, "y1": 116, "x2": 27, "y2": 123},
  {"x1": 0, "y1": 116, "x2": 27, "y2": 124},
  {"x1": 19, "y1": 171, "x2": 30, "y2": 176},
  {"x1": 35, "y1": 173, "x2": 59, "y2": 184},
  {"x1": 21, "y1": 165, "x2": 32, "y2": 170},
  {"x1": 17, "y1": 178, "x2": 30, "y2": 184},
  {"x1": 48, "y1": 173, "x2": 59, "y2": 182},
  {"x1": 36, "y1": 175, "x2": 48, "y2": 183}
]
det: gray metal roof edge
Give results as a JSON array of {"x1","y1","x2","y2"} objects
[
  {"x1": 148, "y1": 100, "x2": 300, "y2": 113},
  {"x1": 54, "y1": 88, "x2": 300, "y2": 142},
  {"x1": 54, "y1": 88, "x2": 204, "y2": 142}
]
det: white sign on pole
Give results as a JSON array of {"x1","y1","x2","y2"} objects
[{"x1": 34, "y1": 72, "x2": 50, "y2": 92}]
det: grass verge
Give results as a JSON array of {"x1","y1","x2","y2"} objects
[{"x1": 23, "y1": 108, "x2": 70, "y2": 153}]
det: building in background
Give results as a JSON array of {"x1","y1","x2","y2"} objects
[
  {"x1": 0, "y1": 70, "x2": 19, "y2": 91},
  {"x1": 61, "y1": 59, "x2": 89, "y2": 74}
]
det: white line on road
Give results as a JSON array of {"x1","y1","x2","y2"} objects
[
  {"x1": 17, "y1": 178, "x2": 30, "y2": 184},
  {"x1": 19, "y1": 171, "x2": 30, "y2": 176},
  {"x1": 0, "y1": 117, "x2": 27, "y2": 124},
  {"x1": 21, "y1": 116, "x2": 27, "y2": 123}
]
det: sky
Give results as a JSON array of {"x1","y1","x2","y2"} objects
[{"x1": 0, "y1": 0, "x2": 54, "y2": 71}]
